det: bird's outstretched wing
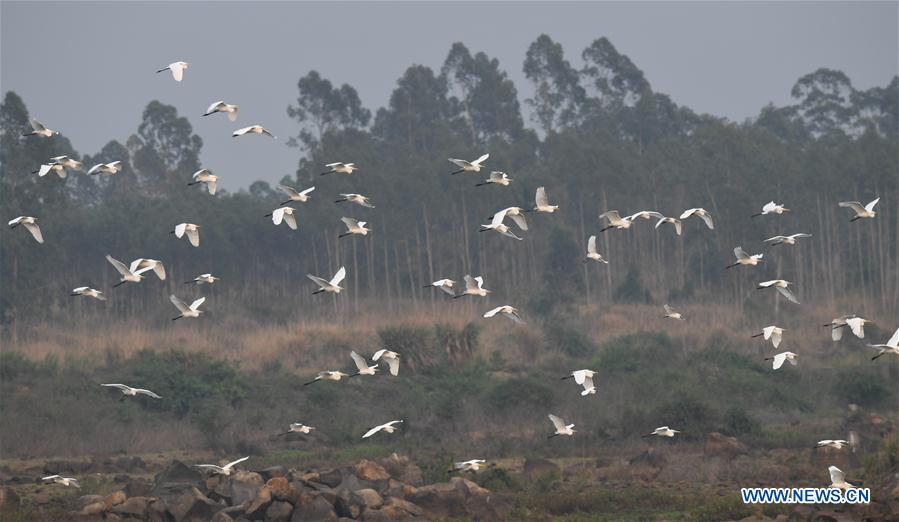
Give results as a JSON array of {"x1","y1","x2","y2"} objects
[
  {"x1": 341, "y1": 217, "x2": 358, "y2": 230},
  {"x1": 224, "y1": 456, "x2": 249, "y2": 470},
  {"x1": 102, "y1": 383, "x2": 131, "y2": 392},
  {"x1": 372, "y1": 349, "x2": 387, "y2": 361},
  {"x1": 508, "y1": 212, "x2": 528, "y2": 231},
  {"x1": 828, "y1": 466, "x2": 845, "y2": 484},
  {"x1": 189, "y1": 297, "x2": 206, "y2": 311},
  {"x1": 307, "y1": 274, "x2": 330, "y2": 288},
  {"x1": 548, "y1": 414, "x2": 566, "y2": 430},
  {"x1": 587, "y1": 235, "x2": 597, "y2": 254},
  {"x1": 106, "y1": 255, "x2": 131, "y2": 276},
  {"x1": 776, "y1": 286, "x2": 800, "y2": 304},
  {"x1": 838, "y1": 201, "x2": 865, "y2": 213},
  {"x1": 135, "y1": 388, "x2": 162, "y2": 399},
  {"x1": 865, "y1": 198, "x2": 880, "y2": 212},
  {"x1": 385, "y1": 357, "x2": 399, "y2": 376},
  {"x1": 330, "y1": 266, "x2": 347, "y2": 286},
  {"x1": 733, "y1": 247, "x2": 749, "y2": 260},
  {"x1": 464, "y1": 275, "x2": 476, "y2": 291},
  {"x1": 472, "y1": 153, "x2": 489, "y2": 165},
  {"x1": 279, "y1": 185, "x2": 300, "y2": 197},
  {"x1": 362, "y1": 425, "x2": 383, "y2": 439},
  {"x1": 350, "y1": 351, "x2": 368, "y2": 372},
  {"x1": 483, "y1": 306, "x2": 503, "y2": 318},
  {"x1": 170, "y1": 295, "x2": 190, "y2": 313},
  {"x1": 535, "y1": 187, "x2": 548, "y2": 207},
  {"x1": 185, "y1": 227, "x2": 199, "y2": 247},
  {"x1": 24, "y1": 222, "x2": 43, "y2": 243}
]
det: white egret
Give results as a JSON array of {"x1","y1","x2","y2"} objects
[
  {"x1": 232, "y1": 125, "x2": 276, "y2": 138},
  {"x1": 654, "y1": 216, "x2": 683, "y2": 236},
  {"x1": 50, "y1": 156, "x2": 82, "y2": 170},
  {"x1": 423, "y1": 278, "x2": 457, "y2": 296},
  {"x1": 450, "y1": 460, "x2": 489, "y2": 472},
  {"x1": 529, "y1": 186, "x2": 559, "y2": 213},
  {"x1": 349, "y1": 350, "x2": 379, "y2": 377},
  {"x1": 548, "y1": 414, "x2": 575, "y2": 438},
  {"x1": 480, "y1": 209, "x2": 523, "y2": 240},
  {"x1": 266, "y1": 207, "x2": 298, "y2": 230},
  {"x1": 562, "y1": 369, "x2": 597, "y2": 396},
  {"x1": 486, "y1": 207, "x2": 528, "y2": 231},
  {"x1": 454, "y1": 275, "x2": 490, "y2": 298},
  {"x1": 448, "y1": 154, "x2": 489, "y2": 175},
  {"x1": 827, "y1": 466, "x2": 856, "y2": 490},
  {"x1": 42, "y1": 475, "x2": 79, "y2": 488},
  {"x1": 599, "y1": 210, "x2": 633, "y2": 232},
  {"x1": 170, "y1": 295, "x2": 206, "y2": 320},
  {"x1": 815, "y1": 440, "x2": 849, "y2": 450},
  {"x1": 642, "y1": 426, "x2": 680, "y2": 438},
  {"x1": 584, "y1": 235, "x2": 608, "y2": 264},
  {"x1": 278, "y1": 185, "x2": 315, "y2": 205},
  {"x1": 304, "y1": 370, "x2": 349, "y2": 385},
  {"x1": 307, "y1": 266, "x2": 346, "y2": 294},
  {"x1": 475, "y1": 171, "x2": 511, "y2": 187},
  {"x1": 825, "y1": 314, "x2": 856, "y2": 342},
  {"x1": 679, "y1": 208, "x2": 715, "y2": 229},
  {"x1": 101, "y1": 383, "x2": 162, "y2": 401},
  {"x1": 752, "y1": 326, "x2": 785, "y2": 349},
  {"x1": 840, "y1": 316, "x2": 874, "y2": 339},
  {"x1": 726, "y1": 247, "x2": 764, "y2": 269},
  {"x1": 764, "y1": 233, "x2": 812, "y2": 246},
  {"x1": 195, "y1": 457, "x2": 250, "y2": 477},
  {"x1": 663, "y1": 304, "x2": 684, "y2": 320},
  {"x1": 335, "y1": 193, "x2": 375, "y2": 208},
  {"x1": 33, "y1": 162, "x2": 68, "y2": 179},
  {"x1": 627, "y1": 210, "x2": 664, "y2": 222},
  {"x1": 752, "y1": 201, "x2": 790, "y2": 218},
  {"x1": 320, "y1": 162, "x2": 358, "y2": 175},
  {"x1": 106, "y1": 255, "x2": 149, "y2": 287},
  {"x1": 839, "y1": 197, "x2": 880, "y2": 221},
  {"x1": 277, "y1": 423, "x2": 315, "y2": 437},
  {"x1": 71, "y1": 287, "x2": 106, "y2": 301},
  {"x1": 868, "y1": 327, "x2": 899, "y2": 360},
  {"x1": 188, "y1": 169, "x2": 218, "y2": 195},
  {"x1": 757, "y1": 280, "x2": 800, "y2": 304},
  {"x1": 363, "y1": 420, "x2": 404, "y2": 439},
  {"x1": 171, "y1": 223, "x2": 200, "y2": 247},
  {"x1": 338, "y1": 217, "x2": 371, "y2": 238},
  {"x1": 87, "y1": 161, "x2": 123, "y2": 175},
  {"x1": 129, "y1": 258, "x2": 166, "y2": 280},
  {"x1": 157, "y1": 61, "x2": 189, "y2": 82},
  {"x1": 23, "y1": 119, "x2": 59, "y2": 137},
  {"x1": 203, "y1": 100, "x2": 239, "y2": 121},
  {"x1": 483, "y1": 305, "x2": 523, "y2": 324},
  {"x1": 185, "y1": 273, "x2": 219, "y2": 285},
  {"x1": 373, "y1": 349, "x2": 400, "y2": 376},
  {"x1": 764, "y1": 351, "x2": 798, "y2": 370},
  {"x1": 8, "y1": 216, "x2": 43, "y2": 243}
]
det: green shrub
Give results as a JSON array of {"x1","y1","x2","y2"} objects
[
  {"x1": 613, "y1": 267, "x2": 652, "y2": 303},
  {"x1": 722, "y1": 407, "x2": 761, "y2": 437},
  {"x1": 486, "y1": 377, "x2": 554, "y2": 411},
  {"x1": 545, "y1": 321, "x2": 594, "y2": 357},
  {"x1": 833, "y1": 368, "x2": 893, "y2": 407}
]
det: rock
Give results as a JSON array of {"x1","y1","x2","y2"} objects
[
  {"x1": 450, "y1": 476, "x2": 488, "y2": 497},
  {"x1": 316, "y1": 469, "x2": 344, "y2": 488},
  {"x1": 465, "y1": 491, "x2": 512, "y2": 520},
  {"x1": 34, "y1": 490, "x2": 52, "y2": 505},
  {"x1": 166, "y1": 486, "x2": 223, "y2": 522},
  {"x1": 115, "y1": 456, "x2": 147, "y2": 472},
  {"x1": 229, "y1": 471, "x2": 264, "y2": 505},
  {"x1": 211, "y1": 512, "x2": 235, "y2": 522},
  {"x1": 290, "y1": 494, "x2": 338, "y2": 522},
  {"x1": 523, "y1": 458, "x2": 560, "y2": 481},
  {"x1": 406, "y1": 482, "x2": 465, "y2": 518},
  {"x1": 354, "y1": 460, "x2": 390, "y2": 481},
  {"x1": 381, "y1": 497, "x2": 426, "y2": 518},
  {"x1": 360, "y1": 510, "x2": 393, "y2": 522},
  {"x1": 266, "y1": 500, "x2": 294, "y2": 522},
  {"x1": 80, "y1": 501, "x2": 108, "y2": 516},
  {"x1": 353, "y1": 488, "x2": 383, "y2": 509},
  {"x1": 147, "y1": 497, "x2": 169, "y2": 522},
  {"x1": 704, "y1": 432, "x2": 749, "y2": 460},
  {"x1": 259, "y1": 466, "x2": 289, "y2": 481},
  {"x1": 245, "y1": 484, "x2": 273, "y2": 518},
  {"x1": 77, "y1": 495, "x2": 106, "y2": 510},
  {"x1": 155, "y1": 460, "x2": 204, "y2": 488},
  {"x1": 0, "y1": 486, "x2": 20, "y2": 512},
  {"x1": 112, "y1": 497, "x2": 150, "y2": 518},
  {"x1": 124, "y1": 479, "x2": 153, "y2": 498},
  {"x1": 267, "y1": 477, "x2": 306, "y2": 506},
  {"x1": 379, "y1": 454, "x2": 422, "y2": 485},
  {"x1": 104, "y1": 490, "x2": 127, "y2": 508}
]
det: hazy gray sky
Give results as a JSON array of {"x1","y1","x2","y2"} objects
[{"x1": 2, "y1": 1, "x2": 896, "y2": 190}]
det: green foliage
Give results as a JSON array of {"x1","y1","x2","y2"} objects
[
  {"x1": 613, "y1": 267, "x2": 652, "y2": 304},
  {"x1": 545, "y1": 321, "x2": 595, "y2": 357},
  {"x1": 832, "y1": 367, "x2": 894, "y2": 407},
  {"x1": 485, "y1": 377, "x2": 554, "y2": 412},
  {"x1": 722, "y1": 407, "x2": 761, "y2": 437}
]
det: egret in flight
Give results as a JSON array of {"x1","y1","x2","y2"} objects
[
  {"x1": 764, "y1": 233, "x2": 812, "y2": 246},
  {"x1": 752, "y1": 201, "x2": 790, "y2": 218},
  {"x1": 34, "y1": 162, "x2": 69, "y2": 179},
  {"x1": 171, "y1": 223, "x2": 200, "y2": 247},
  {"x1": 584, "y1": 235, "x2": 609, "y2": 264},
  {"x1": 362, "y1": 420, "x2": 404, "y2": 439},
  {"x1": 757, "y1": 280, "x2": 800, "y2": 304},
  {"x1": 654, "y1": 216, "x2": 683, "y2": 236},
  {"x1": 320, "y1": 162, "x2": 358, "y2": 175},
  {"x1": 450, "y1": 460, "x2": 489, "y2": 473},
  {"x1": 454, "y1": 275, "x2": 490, "y2": 298},
  {"x1": 42, "y1": 475, "x2": 79, "y2": 488},
  {"x1": 562, "y1": 369, "x2": 597, "y2": 396},
  {"x1": 307, "y1": 266, "x2": 346, "y2": 294},
  {"x1": 529, "y1": 186, "x2": 559, "y2": 213},
  {"x1": 679, "y1": 208, "x2": 715, "y2": 229},
  {"x1": 476, "y1": 171, "x2": 511, "y2": 187},
  {"x1": 423, "y1": 278, "x2": 457, "y2": 297},
  {"x1": 194, "y1": 457, "x2": 249, "y2": 476},
  {"x1": 599, "y1": 210, "x2": 633, "y2": 232},
  {"x1": 335, "y1": 193, "x2": 375, "y2": 208},
  {"x1": 726, "y1": 247, "x2": 764, "y2": 269},
  {"x1": 373, "y1": 349, "x2": 400, "y2": 376},
  {"x1": 87, "y1": 161, "x2": 123, "y2": 176},
  {"x1": 339, "y1": 217, "x2": 370, "y2": 238},
  {"x1": 764, "y1": 351, "x2": 798, "y2": 370},
  {"x1": 304, "y1": 370, "x2": 349, "y2": 385},
  {"x1": 203, "y1": 100, "x2": 239, "y2": 121},
  {"x1": 188, "y1": 169, "x2": 218, "y2": 195},
  {"x1": 8, "y1": 216, "x2": 43, "y2": 243},
  {"x1": 157, "y1": 61, "x2": 189, "y2": 82},
  {"x1": 106, "y1": 255, "x2": 148, "y2": 287},
  {"x1": 839, "y1": 316, "x2": 874, "y2": 339},
  {"x1": 839, "y1": 197, "x2": 880, "y2": 221},
  {"x1": 170, "y1": 295, "x2": 206, "y2": 320},
  {"x1": 278, "y1": 185, "x2": 315, "y2": 205},
  {"x1": 23, "y1": 119, "x2": 59, "y2": 137},
  {"x1": 185, "y1": 273, "x2": 219, "y2": 285},
  {"x1": 825, "y1": 314, "x2": 857, "y2": 342},
  {"x1": 232, "y1": 125, "x2": 276, "y2": 138},
  {"x1": 815, "y1": 440, "x2": 849, "y2": 450},
  {"x1": 752, "y1": 325, "x2": 785, "y2": 349},
  {"x1": 663, "y1": 304, "x2": 684, "y2": 320},
  {"x1": 827, "y1": 466, "x2": 856, "y2": 490},
  {"x1": 548, "y1": 414, "x2": 576, "y2": 438},
  {"x1": 101, "y1": 383, "x2": 162, "y2": 401},
  {"x1": 349, "y1": 351, "x2": 379, "y2": 377},
  {"x1": 868, "y1": 327, "x2": 899, "y2": 360},
  {"x1": 130, "y1": 258, "x2": 166, "y2": 280},
  {"x1": 642, "y1": 426, "x2": 680, "y2": 438},
  {"x1": 276, "y1": 423, "x2": 315, "y2": 437},
  {"x1": 448, "y1": 154, "x2": 489, "y2": 175},
  {"x1": 266, "y1": 207, "x2": 298, "y2": 230},
  {"x1": 480, "y1": 210, "x2": 523, "y2": 240},
  {"x1": 71, "y1": 287, "x2": 106, "y2": 300},
  {"x1": 50, "y1": 156, "x2": 82, "y2": 171},
  {"x1": 483, "y1": 305, "x2": 523, "y2": 323}
]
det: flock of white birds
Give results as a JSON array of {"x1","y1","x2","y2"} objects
[{"x1": 13, "y1": 60, "x2": 894, "y2": 492}]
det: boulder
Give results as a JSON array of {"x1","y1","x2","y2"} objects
[
  {"x1": 155, "y1": 460, "x2": 204, "y2": 488},
  {"x1": 266, "y1": 500, "x2": 294, "y2": 522},
  {"x1": 290, "y1": 494, "x2": 338, "y2": 522},
  {"x1": 80, "y1": 501, "x2": 108, "y2": 516},
  {"x1": 211, "y1": 512, "x2": 235, "y2": 522},
  {"x1": 77, "y1": 495, "x2": 106, "y2": 510},
  {"x1": 0, "y1": 486, "x2": 20, "y2": 512},
  {"x1": 704, "y1": 432, "x2": 749, "y2": 460},
  {"x1": 406, "y1": 482, "x2": 465, "y2": 518},
  {"x1": 381, "y1": 497, "x2": 426, "y2": 518},
  {"x1": 360, "y1": 510, "x2": 393, "y2": 522},
  {"x1": 245, "y1": 483, "x2": 273, "y2": 518},
  {"x1": 115, "y1": 456, "x2": 147, "y2": 472},
  {"x1": 267, "y1": 477, "x2": 304, "y2": 505},
  {"x1": 379, "y1": 454, "x2": 422, "y2": 485},
  {"x1": 165, "y1": 486, "x2": 223, "y2": 522},
  {"x1": 104, "y1": 490, "x2": 127, "y2": 509},
  {"x1": 522, "y1": 458, "x2": 560, "y2": 481},
  {"x1": 315, "y1": 469, "x2": 344, "y2": 488},
  {"x1": 259, "y1": 466, "x2": 289, "y2": 481},
  {"x1": 354, "y1": 460, "x2": 390, "y2": 481},
  {"x1": 112, "y1": 496, "x2": 150, "y2": 518},
  {"x1": 123, "y1": 479, "x2": 154, "y2": 498},
  {"x1": 229, "y1": 471, "x2": 264, "y2": 505},
  {"x1": 353, "y1": 488, "x2": 383, "y2": 509}
]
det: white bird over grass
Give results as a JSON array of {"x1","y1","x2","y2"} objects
[
  {"x1": 278, "y1": 185, "x2": 315, "y2": 205},
  {"x1": 362, "y1": 420, "x2": 403, "y2": 439},
  {"x1": 232, "y1": 125, "x2": 276, "y2": 138},
  {"x1": 87, "y1": 161, "x2": 123, "y2": 176},
  {"x1": 170, "y1": 295, "x2": 206, "y2": 321},
  {"x1": 423, "y1": 278, "x2": 457, "y2": 297},
  {"x1": 304, "y1": 370, "x2": 349, "y2": 385},
  {"x1": 764, "y1": 351, "x2": 798, "y2": 370},
  {"x1": 815, "y1": 439, "x2": 849, "y2": 450},
  {"x1": 654, "y1": 216, "x2": 683, "y2": 236},
  {"x1": 642, "y1": 426, "x2": 680, "y2": 438},
  {"x1": 450, "y1": 460, "x2": 489, "y2": 472},
  {"x1": 476, "y1": 171, "x2": 511, "y2": 187},
  {"x1": 757, "y1": 279, "x2": 800, "y2": 304},
  {"x1": 339, "y1": 217, "x2": 371, "y2": 238},
  {"x1": 483, "y1": 305, "x2": 523, "y2": 324},
  {"x1": 188, "y1": 169, "x2": 218, "y2": 195},
  {"x1": 868, "y1": 327, "x2": 899, "y2": 361},
  {"x1": 320, "y1": 162, "x2": 358, "y2": 175},
  {"x1": 529, "y1": 186, "x2": 559, "y2": 213},
  {"x1": 840, "y1": 316, "x2": 874, "y2": 339},
  {"x1": 277, "y1": 423, "x2": 315, "y2": 437},
  {"x1": 307, "y1": 266, "x2": 346, "y2": 295},
  {"x1": 599, "y1": 210, "x2": 634, "y2": 232},
  {"x1": 663, "y1": 304, "x2": 684, "y2": 320},
  {"x1": 828, "y1": 466, "x2": 856, "y2": 490},
  {"x1": 825, "y1": 314, "x2": 857, "y2": 342},
  {"x1": 752, "y1": 201, "x2": 790, "y2": 218},
  {"x1": 454, "y1": 275, "x2": 490, "y2": 298},
  {"x1": 71, "y1": 287, "x2": 106, "y2": 301},
  {"x1": 839, "y1": 197, "x2": 880, "y2": 221},
  {"x1": 373, "y1": 349, "x2": 400, "y2": 376},
  {"x1": 185, "y1": 273, "x2": 219, "y2": 285},
  {"x1": 726, "y1": 247, "x2": 764, "y2": 269},
  {"x1": 171, "y1": 223, "x2": 200, "y2": 247},
  {"x1": 203, "y1": 100, "x2": 239, "y2": 121},
  {"x1": 129, "y1": 259, "x2": 166, "y2": 280},
  {"x1": 42, "y1": 475, "x2": 79, "y2": 488},
  {"x1": 101, "y1": 383, "x2": 162, "y2": 401},
  {"x1": 33, "y1": 162, "x2": 69, "y2": 179},
  {"x1": 106, "y1": 255, "x2": 149, "y2": 287},
  {"x1": 335, "y1": 193, "x2": 375, "y2": 208},
  {"x1": 349, "y1": 351, "x2": 379, "y2": 377},
  {"x1": 548, "y1": 414, "x2": 576, "y2": 438},
  {"x1": 23, "y1": 119, "x2": 59, "y2": 137},
  {"x1": 480, "y1": 210, "x2": 523, "y2": 240},
  {"x1": 764, "y1": 233, "x2": 812, "y2": 246},
  {"x1": 8, "y1": 216, "x2": 43, "y2": 243},
  {"x1": 584, "y1": 235, "x2": 608, "y2": 264},
  {"x1": 157, "y1": 61, "x2": 189, "y2": 81},
  {"x1": 448, "y1": 153, "x2": 489, "y2": 175},
  {"x1": 266, "y1": 207, "x2": 298, "y2": 230},
  {"x1": 561, "y1": 369, "x2": 597, "y2": 396},
  {"x1": 679, "y1": 208, "x2": 715, "y2": 229},
  {"x1": 752, "y1": 326, "x2": 785, "y2": 349},
  {"x1": 194, "y1": 457, "x2": 250, "y2": 477}
]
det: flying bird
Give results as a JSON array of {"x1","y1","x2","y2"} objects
[
  {"x1": 584, "y1": 235, "x2": 608, "y2": 264},
  {"x1": 476, "y1": 171, "x2": 511, "y2": 187},
  {"x1": 825, "y1": 314, "x2": 857, "y2": 342},
  {"x1": 194, "y1": 457, "x2": 250, "y2": 476},
  {"x1": 562, "y1": 369, "x2": 597, "y2": 396},
  {"x1": 101, "y1": 383, "x2": 162, "y2": 401},
  {"x1": 42, "y1": 475, "x2": 79, "y2": 488},
  {"x1": 338, "y1": 217, "x2": 371, "y2": 238},
  {"x1": 232, "y1": 125, "x2": 276, "y2": 138},
  {"x1": 752, "y1": 201, "x2": 790, "y2": 218},
  {"x1": 663, "y1": 304, "x2": 684, "y2": 320},
  {"x1": 171, "y1": 223, "x2": 200, "y2": 247},
  {"x1": 483, "y1": 305, "x2": 523, "y2": 324},
  {"x1": 87, "y1": 161, "x2": 123, "y2": 175},
  {"x1": 335, "y1": 193, "x2": 375, "y2": 208},
  {"x1": 33, "y1": 162, "x2": 68, "y2": 179},
  {"x1": 642, "y1": 426, "x2": 680, "y2": 438},
  {"x1": 157, "y1": 61, "x2": 189, "y2": 82},
  {"x1": 839, "y1": 197, "x2": 880, "y2": 221},
  {"x1": 362, "y1": 420, "x2": 404, "y2": 439},
  {"x1": 170, "y1": 295, "x2": 206, "y2": 320},
  {"x1": 448, "y1": 154, "x2": 489, "y2": 175},
  {"x1": 815, "y1": 440, "x2": 849, "y2": 450},
  {"x1": 840, "y1": 316, "x2": 873, "y2": 339},
  {"x1": 480, "y1": 209, "x2": 523, "y2": 240},
  {"x1": 8, "y1": 216, "x2": 43, "y2": 243},
  {"x1": 372, "y1": 349, "x2": 400, "y2": 376},
  {"x1": 868, "y1": 327, "x2": 899, "y2": 360},
  {"x1": 203, "y1": 100, "x2": 239, "y2": 121},
  {"x1": 757, "y1": 280, "x2": 800, "y2": 304},
  {"x1": 349, "y1": 350, "x2": 379, "y2": 377},
  {"x1": 764, "y1": 351, "x2": 798, "y2": 370},
  {"x1": 129, "y1": 259, "x2": 166, "y2": 280},
  {"x1": 186, "y1": 273, "x2": 219, "y2": 285},
  {"x1": 106, "y1": 255, "x2": 149, "y2": 287},
  {"x1": 71, "y1": 287, "x2": 106, "y2": 301},
  {"x1": 827, "y1": 466, "x2": 856, "y2": 490},
  {"x1": 188, "y1": 169, "x2": 218, "y2": 195},
  {"x1": 764, "y1": 233, "x2": 812, "y2": 246},
  {"x1": 278, "y1": 185, "x2": 315, "y2": 205},
  {"x1": 23, "y1": 119, "x2": 59, "y2": 137},
  {"x1": 530, "y1": 186, "x2": 559, "y2": 213},
  {"x1": 726, "y1": 247, "x2": 764, "y2": 269},
  {"x1": 449, "y1": 460, "x2": 489, "y2": 473},
  {"x1": 679, "y1": 208, "x2": 715, "y2": 229},
  {"x1": 304, "y1": 370, "x2": 349, "y2": 385},
  {"x1": 548, "y1": 414, "x2": 576, "y2": 438},
  {"x1": 423, "y1": 278, "x2": 457, "y2": 297},
  {"x1": 50, "y1": 156, "x2": 82, "y2": 170},
  {"x1": 487, "y1": 207, "x2": 528, "y2": 231},
  {"x1": 307, "y1": 266, "x2": 346, "y2": 294},
  {"x1": 320, "y1": 162, "x2": 358, "y2": 175},
  {"x1": 752, "y1": 325, "x2": 785, "y2": 349},
  {"x1": 276, "y1": 423, "x2": 315, "y2": 437},
  {"x1": 266, "y1": 207, "x2": 298, "y2": 230},
  {"x1": 454, "y1": 275, "x2": 490, "y2": 298},
  {"x1": 599, "y1": 210, "x2": 634, "y2": 232},
  {"x1": 654, "y1": 216, "x2": 683, "y2": 236}
]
